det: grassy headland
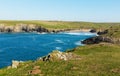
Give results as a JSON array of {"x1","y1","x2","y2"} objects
[
  {"x1": 102, "y1": 25, "x2": 120, "y2": 38},
  {"x1": 0, "y1": 20, "x2": 119, "y2": 31}
]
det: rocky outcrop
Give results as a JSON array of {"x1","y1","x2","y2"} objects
[
  {"x1": 97, "y1": 30, "x2": 108, "y2": 35},
  {"x1": 0, "y1": 24, "x2": 49, "y2": 33},
  {"x1": 38, "y1": 51, "x2": 81, "y2": 61},
  {"x1": 11, "y1": 60, "x2": 23, "y2": 68},
  {"x1": 82, "y1": 28, "x2": 120, "y2": 44},
  {"x1": 89, "y1": 29, "x2": 109, "y2": 34},
  {"x1": 81, "y1": 36, "x2": 120, "y2": 44},
  {"x1": 89, "y1": 29, "x2": 97, "y2": 33},
  {"x1": 81, "y1": 36, "x2": 112, "y2": 44}
]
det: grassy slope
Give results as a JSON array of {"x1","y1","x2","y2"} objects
[
  {"x1": 102, "y1": 25, "x2": 120, "y2": 38},
  {"x1": 0, "y1": 43, "x2": 120, "y2": 76}
]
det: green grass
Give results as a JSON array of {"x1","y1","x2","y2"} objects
[
  {"x1": 0, "y1": 43, "x2": 120, "y2": 76},
  {"x1": 102, "y1": 25, "x2": 120, "y2": 38}
]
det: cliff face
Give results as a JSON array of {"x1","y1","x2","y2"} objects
[
  {"x1": 0, "y1": 24, "x2": 49, "y2": 33},
  {"x1": 82, "y1": 25, "x2": 120, "y2": 45},
  {"x1": 81, "y1": 36, "x2": 120, "y2": 44}
]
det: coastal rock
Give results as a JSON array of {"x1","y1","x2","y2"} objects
[
  {"x1": 11, "y1": 60, "x2": 23, "y2": 68},
  {"x1": 81, "y1": 36, "x2": 112, "y2": 44},
  {"x1": 4, "y1": 26, "x2": 14, "y2": 32},
  {"x1": 26, "y1": 24, "x2": 36, "y2": 32},
  {"x1": 39, "y1": 51, "x2": 81, "y2": 61},
  {"x1": 97, "y1": 30, "x2": 108, "y2": 35},
  {"x1": 89, "y1": 29, "x2": 97, "y2": 33},
  {"x1": 0, "y1": 24, "x2": 5, "y2": 32},
  {"x1": 82, "y1": 33, "x2": 120, "y2": 44},
  {"x1": 14, "y1": 24, "x2": 24, "y2": 32},
  {"x1": 50, "y1": 51, "x2": 68, "y2": 61},
  {"x1": 0, "y1": 24, "x2": 49, "y2": 33}
]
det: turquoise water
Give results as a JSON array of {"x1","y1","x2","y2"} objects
[{"x1": 0, "y1": 32, "x2": 97, "y2": 68}]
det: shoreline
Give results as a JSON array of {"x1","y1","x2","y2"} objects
[
  {"x1": 0, "y1": 23, "x2": 93, "y2": 33},
  {"x1": 65, "y1": 29, "x2": 91, "y2": 33}
]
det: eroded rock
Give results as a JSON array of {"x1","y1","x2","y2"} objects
[
  {"x1": 11, "y1": 60, "x2": 23, "y2": 68},
  {"x1": 38, "y1": 50, "x2": 81, "y2": 61},
  {"x1": 0, "y1": 24, "x2": 49, "y2": 33},
  {"x1": 82, "y1": 36, "x2": 120, "y2": 44}
]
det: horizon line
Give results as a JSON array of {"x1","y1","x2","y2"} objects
[{"x1": 0, "y1": 19, "x2": 120, "y2": 23}]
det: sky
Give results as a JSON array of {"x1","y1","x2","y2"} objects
[{"x1": 0, "y1": 0, "x2": 120, "y2": 22}]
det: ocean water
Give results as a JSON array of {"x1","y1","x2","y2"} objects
[{"x1": 0, "y1": 32, "x2": 97, "y2": 68}]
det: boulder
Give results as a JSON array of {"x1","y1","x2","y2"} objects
[
  {"x1": 89, "y1": 29, "x2": 97, "y2": 33},
  {"x1": 38, "y1": 51, "x2": 81, "y2": 61},
  {"x1": 12, "y1": 60, "x2": 20, "y2": 68},
  {"x1": 11, "y1": 60, "x2": 23, "y2": 68}
]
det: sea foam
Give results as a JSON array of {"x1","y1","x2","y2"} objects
[
  {"x1": 64, "y1": 32, "x2": 97, "y2": 36},
  {"x1": 55, "y1": 39, "x2": 64, "y2": 43},
  {"x1": 55, "y1": 47, "x2": 62, "y2": 50}
]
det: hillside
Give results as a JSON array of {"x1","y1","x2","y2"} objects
[{"x1": 103, "y1": 25, "x2": 120, "y2": 38}]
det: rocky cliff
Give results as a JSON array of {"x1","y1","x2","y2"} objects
[
  {"x1": 82, "y1": 25, "x2": 120, "y2": 45},
  {"x1": 82, "y1": 35, "x2": 120, "y2": 44},
  {"x1": 0, "y1": 24, "x2": 49, "y2": 33}
]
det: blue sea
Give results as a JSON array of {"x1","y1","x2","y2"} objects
[{"x1": 0, "y1": 32, "x2": 97, "y2": 68}]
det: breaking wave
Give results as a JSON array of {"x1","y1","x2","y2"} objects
[
  {"x1": 55, "y1": 39, "x2": 64, "y2": 43},
  {"x1": 64, "y1": 32, "x2": 97, "y2": 36},
  {"x1": 55, "y1": 47, "x2": 62, "y2": 50}
]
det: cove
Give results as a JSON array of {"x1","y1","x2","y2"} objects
[{"x1": 0, "y1": 32, "x2": 97, "y2": 68}]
